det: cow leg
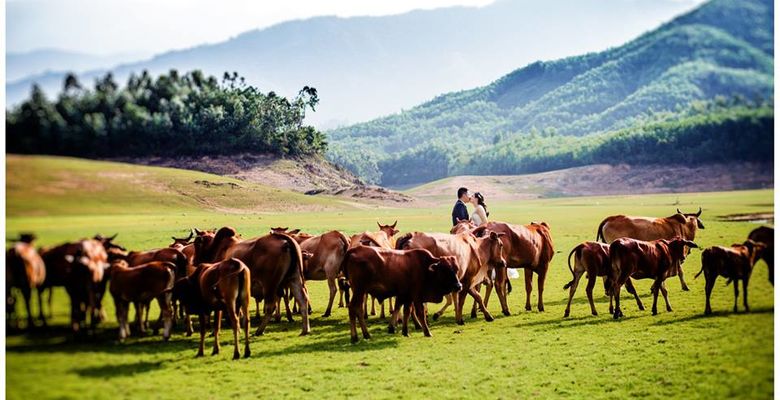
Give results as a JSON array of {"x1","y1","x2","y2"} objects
[
  {"x1": 612, "y1": 284, "x2": 623, "y2": 319},
  {"x1": 524, "y1": 268, "x2": 533, "y2": 311},
  {"x1": 184, "y1": 310, "x2": 194, "y2": 336},
  {"x1": 223, "y1": 298, "x2": 240, "y2": 360},
  {"x1": 388, "y1": 300, "x2": 403, "y2": 334},
  {"x1": 283, "y1": 289, "x2": 294, "y2": 322},
  {"x1": 370, "y1": 296, "x2": 376, "y2": 316},
  {"x1": 585, "y1": 274, "x2": 598, "y2": 316},
  {"x1": 254, "y1": 298, "x2": 275, "y2": 336},
  {"x1": 197, "y1": 314, "x2": 206, "y2": 357},
  {"x1": 678, "y1": 267, "x2": 690, "y2": 292},
  {"x1": 47, "y1": 287, "x2": 53, "y2": 319},
  {"x1": 455, "y1": 289, "x2": 469, "y2": 325},
  {"x1": 357, "y1": 298, "x2": 371, "y2": 340},
  {"x1": 116, "y1": 300, "x2": 127, "y2": 342},
  {"x1": 362, "y1": 294, "x2": 369, "y2": 319},
  {"x1": 255, "y1": 299, "x2": 261, "y2": 319},
  {"x1": 322, "y1": 277, "x2": 338, "y2": 318},
  {"x1": 470, "y1": 283, "x2": 482, "y2": 319},
  {"x1": 242, "y1": 298, "x2": 251, "y2": 358},
  {"x1": 468, "y1": 286, "x2": 493, "y2": 322},
  {"x1": 132, "y1": 302, "x2": 142, "y2": 335},
  {"x1": 434, "y1": 294, "x2": 452, "y2": 321},
  {"x1": 625, "y1": 278, "x2": 645, "y2": 311},
  {"x1": 767, "y1": 255, "x2": 774, "y2": 285},
  {"x1": 157, "y1": 293, "x2": 173, "y2": 341},
  {"x1": 289, "y1": 279, "x2": 311, "y2": 336},
  {"x1": 379, "y1": 299, "x2": 386, "y2": 320},
  {"x1": 743, "y1": 277, "x2": 750, "y2": 312},
  {"x1": 733, "y1": 280, "x2": 740, "y2": 313},
  {"x1": 537, "y1": 267, "x2": 547, "y2": 312},
  {"x1": 415, "y1": 302, "x2": 432, "y2": 337},
  {"x1": 348, "y1": 292, "x2": 362, "y2": 343},
  {"x1": 703, "y1": 272, "x2": 715, "y2": 315},
  {"x1": 36, "y1": 287, "x2": 46, "y2": 327},
  {"x1": 20, "y1": 287, "x2": 34, "y2": 329},
  {"x1": 212, "y1": 310, "x2": 222, "y2": 355},
  {"x1": 272, "y1": 297, "x2": 281, "y2": 323},
  {"x1": 563, "y1": 270, "x2": 584, "y2": 318},
  {"x1": 650, "y1": 279, "x2": 662, "y2": 315},
  {"x1": 659, "y1": 281, "x2": 672, "y2": 312},
  {"x1": 494, "y1": 269, "x2": 510, "y2": 316}
]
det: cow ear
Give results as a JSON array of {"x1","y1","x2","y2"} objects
[
  {"x1": 289, "y1": 229, "x2": 300, "y2": 235},
  {"x1": 685, "y1": 241, "x2": 698, "y2": 249},
  {"x1": 670, "y1": 214, "x2": 686, "y2": 224}
]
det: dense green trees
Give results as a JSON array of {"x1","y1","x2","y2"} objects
[
  {"x1": 6, "y1": 70, "x2": 327, "y2": 158},
  {"x1": 327, "y1": 0, "x2": 773, "y2": 185}
]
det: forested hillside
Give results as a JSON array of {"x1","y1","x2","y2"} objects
[
  {"x1": 6, "y1": 70, "x2": 326, "y2": 157},
  {"x1": 328, "y1": 0, "x2": 774, "y2": 185}
]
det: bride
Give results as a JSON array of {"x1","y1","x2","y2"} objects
[{"x1": 470, "y1": 192, "x2": 489, "y2": 226}]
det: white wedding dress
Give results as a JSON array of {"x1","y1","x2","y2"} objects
[
  {"x1": 474, "y1": 205, "x2": 520, "y2": 279},
  {"x1": 471, "y1": 205, "x2": 486, "y2": 226}
]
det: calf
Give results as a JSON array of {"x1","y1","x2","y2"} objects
[
  {"x1": 110, "y1": 260, "x2": 175, "y2": 341},
  {"x1": 563, "y1": 241, "x2": 612, "y2": 317},
  {"x1": 697, "y1": 241, "x2": 765, "y2": 315},
  {"x1": 607, "y1": 238, "x2": 697, "y2": 319},
  {"x1": 343, "y1": 246, "x2": 461, "y2": 343},
  {"x1": 748, "y1": 226, "x2": 773, "y2": 285},
  {"x1": 174, "y1": 258, "x2": 251, "y2": 359}
]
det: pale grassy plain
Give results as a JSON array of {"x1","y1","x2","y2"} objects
[{"x1": 5, "y1": 156, "x2": 774, "y2": 399}]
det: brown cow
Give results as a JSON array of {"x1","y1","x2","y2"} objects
[
  {"x1": 109, "y1": 260, "x2": 175, "y2": 341},
  {"x1": 271, "y1": 227, "x2": 313, "y2": 244},
  {"x1": 473, "y1": 221, "x2": 554, "y2": 314},
  {"x1": 299, "y1": 230, "x2": 351, "y2": 317},
  {"x1": 342, "y1": 246, "x2": 462, "y2": 342},
  {"x1": 6, "y1": 233, "x2": 47, "y2": 329},
  {"x1": 39, "y1": 239, "x2": 110, "y2": 333},
  {"x1": 748, "y1": 226, "x2": 773, "y2": 285},
  {"x1": 607, "y1": 237, "x2": 697, "y2": 319},
  {"x1": 193, "y1": 227, "x2": 310, "y2": 336},
  {"x1": 174, "y1": 258, "x2": 251, "y2": 359},
  {"x1": 170, "y1": 230, "x2": 196, "y2": 264},
  {"x1": 561, "y1": 241, "x2": 643, "y2": 317},
  {"x1": 348, "y1": 221, "x2": 400, "y2": 318},
  {"x1": 696, "y1": 241, "x2": 766, "y2": 315},
  {"x1": 596, "y1": 208, "x2": 704, "y2": 291},
  {"x1": 396, "y1": 230, "x2": 506, "y2": 324}
]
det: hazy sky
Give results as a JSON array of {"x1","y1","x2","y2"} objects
[
  {"x1": 7, "y1": 0, "x2": 495, "y2": 55},
  {"x1": 7, "y1": 0, "x2": 707, "y2": 56}
]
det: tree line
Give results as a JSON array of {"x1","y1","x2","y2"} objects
[{"x1": 6, "y1": 70, "x2": 327, "y2": 158}]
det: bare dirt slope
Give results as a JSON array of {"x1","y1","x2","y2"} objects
[
  {"x1": 110, "y1": 154, "x2": 417, "y2": 206},
  {"x1": 407, "y1": 163, "x2": 774, "y2": 202}
]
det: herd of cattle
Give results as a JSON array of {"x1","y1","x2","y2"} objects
[{"x1": 5, "y1": 208, "x2": 774, "y2": 359}]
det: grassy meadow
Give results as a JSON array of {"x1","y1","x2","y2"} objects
[{"x1": 5, "y1": 156, "x2": 774, "y2": 399}]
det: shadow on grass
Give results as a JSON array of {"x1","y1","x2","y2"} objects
[
  {"x1": 516, "y1": 313, "x2": 641, "y2": 329},
  {"x1": 72, "y1": 360, "x2": 165, "y2": 378},
  {"x1": 651, "y1": 306, "x2": 774, "y2": 326}
]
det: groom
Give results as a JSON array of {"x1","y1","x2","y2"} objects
[{"x1": 451, "y1": 187, "x2": 471, "y2": 226}]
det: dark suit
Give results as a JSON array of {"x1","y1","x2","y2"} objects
[{"x1": 452, "y1": 200, "x2": 469, "y2": 226}]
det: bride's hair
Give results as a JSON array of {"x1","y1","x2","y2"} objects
[{"x1": 474, "y1": 192, "x2": 489, "y2": 217}]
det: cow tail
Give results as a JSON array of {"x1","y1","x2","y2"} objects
[
  {"x1": 596, "y1": 219, "x2": 608, "y2": 242},
  {"x1": 563, "y1": 244, "x2": 581, "y2": 290},
  {"x1": 395, "y1": 233, "x2": 413, "y2": 250},
  {"x1": 279, "y1": 234, "x2": 304, "y2": 284},
  {"x1": 163, "y1": 262, "x2": 176, "y2": 293},
  {"x1": 237, "y1": 263, "x2": 249, "y2": 312},
  {"x1": 339, "y1": 248, "x2": 354, "y2": 304},
  {"x1": 695, "y1": 249, "x2": 709, "y2": 280}
]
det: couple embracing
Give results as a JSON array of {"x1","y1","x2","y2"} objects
[{"x1": 451, "y1": 187, "x2": 489, "y2": 227}]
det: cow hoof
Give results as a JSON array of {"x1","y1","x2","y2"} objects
[
  {"x1": 163, "y1": 336, "x2": 170, "y2": 342},
  {"x1": 638, "y1": 305, "x2": 645, "y2": 311},
  {"x1": 233, "y1": 351, "x2": 240, "y2": 360},
  {"x1": 485, "y1": 315, "x2": 494, "y2": 322},
  {"x1": 652, "y1": 309, "x2": 658, "y2": 316},
  {"x1": 402, "y1": 330, "x2": 409, "y2": 337},
  {"x1": 538, "y1": 307, "x2": 545, "y2": 312},
  {"x1": 299, "y1": 331, "x2": 310, "y2": 336},
  {"x1": 733, "y1": 307, "x2": 739, "y2": 313},
  {"x1": 286, "y1": 317, "x2": 294, "y2": 323},
  {"x1": 592, "y1": 311, "x2": 598, "y2": 316},
  {"x1": 682, "y1": 285, "x2": 690, "y2": 292},
  {"x1": 613, "y1": 313, "x2": 620, "y2": 320},
  {"x1": 432, "y1": 313, "x2": 441, "y2": 321},
  {"x1": 704, "y1": 309, "x2": 712, "y2": 315},
  {"x1": 212, "y1": 348, "x2": 219, "y2": 356},
  {"x1": 502, "y1": 310, "x2": 511, "y2": 316},
  {"x1": 456, "y1": 319, "x2": 464, "y2": 326},
  {"x1": 363, "y1": 332, "x2": 371, "y2": 339},
  {"x1": 244, "y1": 350, "x2": 251, "y2": 358},
  {"x1": 666, "y1": 306, "x2": 672, "y2": 312},
  {"x1": 424, "y1": 332, "x2": 432, "y2": 337},
  {"x1": 186, "y1": 332, "x2": 193, "y2": 337},
  {"x1": 563, "y1": 311, "x2": 570, "y2": 318},
  {"x1": 321, "y1": 312, "x2": 331, "y2": 318},
  {"x1": 351, "y1": 336, "x2": 359, "y2": 344},
  {"x1": 253, "y1": 330, "x2": 264, "y2": 336},
  {"x1": 525, "y1": 305, "x2": 532, "y2": 311},
  {"x1": 196, "y1": 351, "x2": 204, "y2": 358},
  {"x1": 470, "y1": 312, "x2": 478, "y2": 319}
]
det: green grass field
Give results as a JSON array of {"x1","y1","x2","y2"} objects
[{"x1": 5, "y1": 156, "x2": 774, "y2": 399}]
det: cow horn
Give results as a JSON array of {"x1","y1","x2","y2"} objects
[
  {"x1": 676, "y1": 208, "x2": 682, "y2": 214},
  {"x1": 194, "y1": 228, "x2": 203, "y2": 235},
  {"x1": 391, "y1": 220, "x2": 397, "y2": 229},
  {"x1": 108, "y1": 233, "x2": 118, "y2": 241},
  {"x1": 696, "y1": 207, "x2": 702, "y2": 217},
  {"x1": 186, "y1": 230, "x2": 194, "y2": 240}
]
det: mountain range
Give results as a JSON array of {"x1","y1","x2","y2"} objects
[
  {"x1": 6, "y1": 0, "x2": 701, "y2": 128},
  {"x1": 327, "y1": 0, "x2": 774, "y2": 185}
]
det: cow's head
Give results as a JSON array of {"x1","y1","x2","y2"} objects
[
  {"x1": 741, "y1": 239, "x2": 767, "y2": 267},
  {"x1": 667, "y1": 238, "x2": 698, "y2": 263},
  {"x1": 377, "y1": 221, "x2": 399, "y2": 237},
  {"x1": 170, "y1": 229, "x2": 195, "y2": 248},
  {"x1": 428, "y1": 255, "x2": 463, "y2": 295},
  {"x1": 270, "y1": 227, "x2": 289, "y2": 234},
  {"x1": 484, "y1": 231, "x2": 507, "y2": 269},
  {"x1": 676, "y1": 207, "x2": 705, "y2": 230},
  {"x1": 94, "y1": 233, "x2": 126, "y2": 252},
  {"x1": 193, "y1": 226, "x2": 236, "y2": 264}
]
